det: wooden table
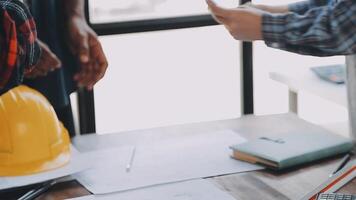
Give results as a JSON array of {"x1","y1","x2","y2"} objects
[{"x1": 2, "y1": 113, "x2": 355, "y2": 200}]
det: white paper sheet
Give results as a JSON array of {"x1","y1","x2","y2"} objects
[
  {"x1": 67, "y1": 179, "x2": 236, "y2": 200},
  {"x1": 0, "y1": 146, "x2": 89, "y2": 190},
  {"x1": 74, "y1": 130, "x2": 263, "y2": 194}
]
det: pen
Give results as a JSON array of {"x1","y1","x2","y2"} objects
[
  {"x1": 126, "y1": 146, "x2": 136, "y2": 172},
  {"x1": 18, "y1": 179, "x2": 57, "y2": 200},
  {"x1": 329, "y1": 153, "x2": 352, "y2": 177}
]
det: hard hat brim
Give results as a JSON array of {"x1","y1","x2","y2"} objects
[{"x1": 0, "y1": 147, "x2": 70, "y2": 177}]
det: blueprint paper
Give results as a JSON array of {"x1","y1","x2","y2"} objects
[{"x1": 74, "y1": 130, "x2": 263, "y2": 194}]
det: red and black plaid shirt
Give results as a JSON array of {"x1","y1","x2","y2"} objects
[{"x1": 0, "y1": 0, "x2": 40, "y2": 91}]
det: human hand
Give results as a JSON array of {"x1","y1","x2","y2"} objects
[
  {"x1": 67, "y1": 16, "x2": 108, "y2": 90},
  {"x1": 206, "y1": 0, "x2": 264, "y2": 41},
  {"x1": 25, "y1": 40, "x2": 61, "y2": 79}
]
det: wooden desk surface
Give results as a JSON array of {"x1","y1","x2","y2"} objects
[{"x1": 3, "y1": 113, "x2": 355, "y2": 200}]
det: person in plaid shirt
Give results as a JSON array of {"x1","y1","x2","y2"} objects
[
  {"x1": 0, "y1": 0, "x2": 67, "y2": 94},
  {"x1": 0, "y1": 0, "x2": 41, "y2": 94},
  {"x1": 206, "y1": 0, "x2": 356, "y2": 56}
]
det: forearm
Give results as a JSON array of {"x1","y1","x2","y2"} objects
[
  {"x1": 207, "y1": 0, "x2": 264, "y2": 41},
  {"x1": 228, "y1": 8, "x2": 264, "y2": 41},
  {"x1": 241, "y1": 9, "x2": 263, "y2": 41}
]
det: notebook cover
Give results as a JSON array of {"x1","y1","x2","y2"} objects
[{"x1": 231, "y1": 130, "x2": 353, "y2": 169}]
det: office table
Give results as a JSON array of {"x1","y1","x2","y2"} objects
[
  {"x1": 269, "y1": 66, "x2": 350, "y2": 137},
  {"x1": 269, "y1": 66, "x2": 347, "y2": 113},
  {"x1": 4, "y1": 113, "x2": 355, "y2": 200}
]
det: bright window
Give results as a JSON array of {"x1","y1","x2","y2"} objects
[{"x1": 87, "y1": 0, "x2": 242, "y2": 134}]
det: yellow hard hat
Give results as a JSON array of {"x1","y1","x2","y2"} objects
[{"x1": 0, "y1": 85, "x2": 71, "y2": 176}]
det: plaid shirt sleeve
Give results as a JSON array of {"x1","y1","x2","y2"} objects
[
  {"x1": 0, "y1": 0, "x2": 40, "y2": 93},
  {"x1": 262, "y1": 0, "x2": 356, "y2": 57},
  {"x1": 288, "y1": 0, "x2": 329, "y2": 14}
]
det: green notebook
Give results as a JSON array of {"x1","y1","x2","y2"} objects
[{"x1": 231, "y1": 130, "x2": 354, "y2": 170}]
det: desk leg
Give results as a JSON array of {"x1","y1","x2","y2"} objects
[{"x1": 289, "y1": 90, "x2": 298, "y2": 114}]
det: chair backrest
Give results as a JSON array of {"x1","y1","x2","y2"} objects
[
  {"x1": 346, "y1": 55, "x2": 356, "y2": 142},
  {"x1": 77, "y1": 89, "x2": 96, "y2": 135}
]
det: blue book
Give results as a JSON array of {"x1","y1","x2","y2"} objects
[{"x1": 231, "y1": 130, "x2": 354, "y2": 170}]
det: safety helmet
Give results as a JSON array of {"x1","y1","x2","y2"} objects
[{"x1": 0, "y1": 85, "x2": 70, "y2": 176}]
